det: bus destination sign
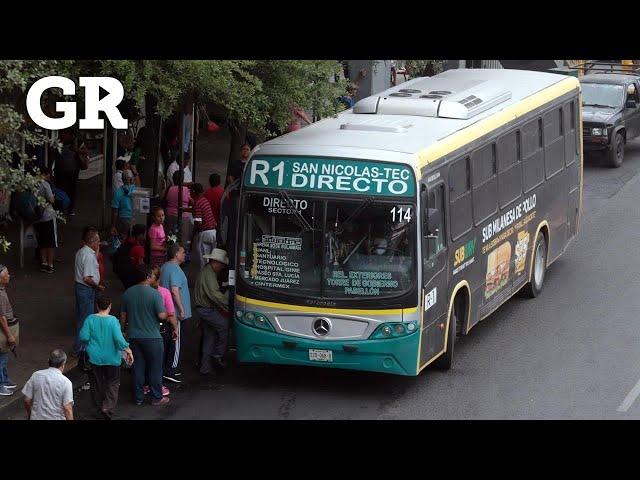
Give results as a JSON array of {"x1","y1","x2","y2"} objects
[{"x1": 245, "y1": 156, "x2": 416, "y2": 197}]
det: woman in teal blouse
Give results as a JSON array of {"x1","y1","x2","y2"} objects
[{"x1": 79, "y1": 294, "x2": 133, "y2": 419}]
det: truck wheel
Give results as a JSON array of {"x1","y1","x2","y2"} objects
[
  {"x1": 608, "y1": 133, "x2": 624, "y2": 168},
  {"x1": 524, "y1": 233, "x2": 548, "y2": 298},
  {"x1": 434, "y1": 297, "x2": 460, "y2": 371}
]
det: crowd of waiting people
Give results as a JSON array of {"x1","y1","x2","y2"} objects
[{"x1": 0, "y1": 130, "x2": 250, "y2": 419}]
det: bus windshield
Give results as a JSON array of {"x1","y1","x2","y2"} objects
[{"x1": 239, "y1": 191, "x2": 416, "y2": 301}]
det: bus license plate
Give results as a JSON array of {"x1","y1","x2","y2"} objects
[{"x1": 309, "y1": 349, "x2": 333, "y2": 362}]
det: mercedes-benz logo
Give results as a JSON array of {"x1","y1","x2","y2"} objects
[{"x1": 312, "y1": 318, "x2": 331, "y2": 337}]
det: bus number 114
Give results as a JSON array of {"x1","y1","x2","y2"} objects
[{"x1": 390, "y1": 207, "x2": 412, "y2": 223}]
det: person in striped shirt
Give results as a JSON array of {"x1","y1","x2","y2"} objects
[{"x1": 190, "y1": 183, "x2": 217, "y2": 269}]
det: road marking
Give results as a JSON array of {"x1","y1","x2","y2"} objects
[{"x1": 617, "y1": 378, "x2": 640, "y2": 412}]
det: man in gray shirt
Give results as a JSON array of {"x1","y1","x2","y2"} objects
[
  {"x1": 22, "y1": 349, "x2": 74, "y2": 420},
  {"x1": 33, "y1": 166, "x2": 58, "y2": 274}
]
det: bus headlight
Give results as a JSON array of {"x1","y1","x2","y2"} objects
[
  {"x1": 370, "y1": 322, "x2": 419, "y2": 339},
  {"x1": 237, "y1": 311, "x2": 274, "y2": 331}
]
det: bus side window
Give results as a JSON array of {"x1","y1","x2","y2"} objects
[
  {"x1": 448, "y1": 156, "x2": 473, "y2": 240},
  {"x1": 471, "y1": 142, "x2": 498, "y2": 225},
  {"x1": 425, "y1": 184, "x2": 445, "y2": 260},
  {"x1": 543, "y1": 107, "x2": 564, "y2": 178},
  {"x1": 522, "y1": 118, "x2": 544, "y2": 192},
  {"x1": 564, "y1": 101, "x2": 577, "y2": 166},
  {"x1": 497, "y1": 129, "x2": 522, "y2": 208},
  {"x1": 572, "y1": 100, "x2": 579, "y2": 156}
]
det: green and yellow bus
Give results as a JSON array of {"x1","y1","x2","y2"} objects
[{"x1": 234, "y1": 68, "x2": 582, "y2": 376}]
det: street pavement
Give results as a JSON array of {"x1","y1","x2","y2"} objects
[{"x1": 31, "y1": 138, "x2": 640, "y2": 421}]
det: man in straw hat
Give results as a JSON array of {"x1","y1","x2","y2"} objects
[{"x1": 194, "y1": 248, "x2": 230, "y2": 375}]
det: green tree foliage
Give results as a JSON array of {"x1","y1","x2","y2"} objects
[
  {"x1": 402, "y1": 60, "x2": 444, "y2": 78},
  {"x1": 0, "y1": 60, "x2": 348, "y2": 252},
  {"x1": 0, "y1": 60, "x2": 72, "y2": 252},
  {"x1": 98, "y1": 60, "x2": 346, "y2": 132}
]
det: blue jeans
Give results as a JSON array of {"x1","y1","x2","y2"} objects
[
  {"x1": 0, "y1": 352, "x2": 10, "y2": 386},
  {"x1": 130, "y1": 338, "x2": 164, "y2": 403},
  {"x1": 74, "y1": 283, "x2": 96, "y2": 355}
]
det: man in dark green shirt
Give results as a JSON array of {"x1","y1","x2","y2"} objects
[
  {"x1": 121, "y1": 265, "x2": 168, "y2": 405},
  {"x1": 194, "y1": 249, "x2": 230, "y2": 375}
]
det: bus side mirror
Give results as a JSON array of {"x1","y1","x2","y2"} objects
[{"x1": 426, "y1": 208, "x2": 441, "y2": 236}]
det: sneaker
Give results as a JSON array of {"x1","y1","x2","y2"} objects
[
  {"x1": 144, "y1": 385, "x2": 170, "y2": 396},
  {"x1": 151, "y1": 397, "x2": 170, "y2": 406},
  {"x1": 0, "y1": 386, "x2": 14, "y2": 396},
  {"x1": 4, "y1": 381, "x2": 17, "y2": 389},
  {"x1": 47, "y1": 265, "x2": 55, "y2": 274},
  {"x1": 163, "y1": 374, "x2": 182, "y2": 384}
]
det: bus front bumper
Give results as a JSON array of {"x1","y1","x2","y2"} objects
[{"x1": 235, "y1": 320, "x2": 420, "y2": 376}]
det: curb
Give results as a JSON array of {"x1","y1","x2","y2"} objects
[{"x1": 0, "y1": 360, "x2": 86, "y2": 420}]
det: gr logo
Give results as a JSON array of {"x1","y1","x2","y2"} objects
[{"x1": 26, "y1": 76, "x2": 128, "y2": 130}]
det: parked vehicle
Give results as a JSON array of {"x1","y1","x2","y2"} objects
[{"x1": 580, "y1": 73, "x2": 640, "y2": 167}]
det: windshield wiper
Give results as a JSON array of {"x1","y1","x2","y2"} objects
[
  {"x1": 583, "y1": 103, "x2": 615, "y2": 108},
  {"x1": 342, "y1": 234, "x2": 369, "y2": 266},
  {"x1": 336, "y1": 197, "x2": 374, "y2": 234},
  {"x1": 278, "y1": 190, "x2": 314, "y2": 232}
]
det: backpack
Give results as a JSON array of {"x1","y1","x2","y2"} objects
[
  {"x1": 111, "y1": 241, "x2": 133, "y2": 278},
  {"x1": 52, "y1": 186, "x2": 71, "y2": 212},
  {"x1": 11, "y1": 190, "x2": 43, "y2": 223}
]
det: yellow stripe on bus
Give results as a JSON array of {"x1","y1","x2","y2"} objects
[
  {"x1": 236, "y1": 294, "x2": 418, "y2": 316},
  {"x1": 417, "y1": 77, "x2": 580, "y2": 168}
]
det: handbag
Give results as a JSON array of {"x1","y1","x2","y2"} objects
[{"x1": 78, "y1": 346, "x2": 92, "y2": 373}]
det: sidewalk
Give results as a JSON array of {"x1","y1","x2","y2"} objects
[{"x1": 0, "y1": 126, "x2": 232, "y2": 417}]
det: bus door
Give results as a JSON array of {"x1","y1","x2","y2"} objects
[{"x1": 419, "y1": 181, "x2": 449, "y2": 365}]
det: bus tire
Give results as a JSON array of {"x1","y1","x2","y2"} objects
[
  {"x1": 434, "y1": 297, "x2": 459, "y2": 371},
  {"x1": 607, "y1": 133, "x2": 624, "y2": 168},
  {"x1": 524, "y1": 233, "x2": 548, "y2": 298}
]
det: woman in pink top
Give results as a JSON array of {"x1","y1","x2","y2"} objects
[
  {"x1": 148, "y1": 206, "x2": 167, "y2": 268},
  {"x1": 164, "y1": 170, "x2": 193, "y2": 243}
]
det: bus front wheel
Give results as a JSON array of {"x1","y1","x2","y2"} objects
[
  {"x1": 434, "y1": 296, "x2": 461, "y2": 371},
  {"x1": 524, "y1": 233, "x2": 548, "y2": 298}
]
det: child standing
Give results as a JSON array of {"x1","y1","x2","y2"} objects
[{"x1": 149, "y1": 206, "x2": 167, "y2": 268}]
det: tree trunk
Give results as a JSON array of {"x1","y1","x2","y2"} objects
[
  {"x1": 139, "y1": 94, "x2": 160, "y2": 190},
  {"x1": 226, "y1": 119, "x2": 247, "y2": 185}
]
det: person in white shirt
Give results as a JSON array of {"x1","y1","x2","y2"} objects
[
  {"x1": 166, "y1": 154, "x2": 192, "y2": 186},
  {"x1": 113, "y1": 158, "x2": 126, "y2": 191},
  {"x1": 22, "y1": 349, "x2": 74, "y2": 420},
  {"x1": 73, "y1": 228, "x2": 104, "y2": 356}
]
